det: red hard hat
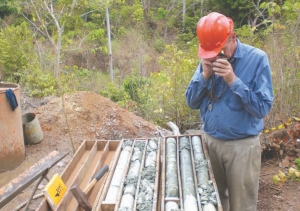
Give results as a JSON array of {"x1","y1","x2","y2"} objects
[{"x1": 196, "y1": 12, "x2": 233, "y2": 59}]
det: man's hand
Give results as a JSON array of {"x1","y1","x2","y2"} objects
[
  {"x1": 201, "y1": 59, "x2": 214, "y2": 80},
  {"x1": 212, "y1": 59, "x2": 236, "y2": 85}
]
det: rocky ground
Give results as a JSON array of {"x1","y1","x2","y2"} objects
[{"x1": 0, "y1": 91, "x2": 300, "y2": 211}]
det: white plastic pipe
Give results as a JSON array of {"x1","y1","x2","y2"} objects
[
  {"x1": 119, "y1": 145, "x2": 144, "y2": 210},
  {"x1": 119, "y1": 194, "x2": 134, "y2": 209},
  {"x1": 203, "y1": 202, "x2": 217, "y2": 211},
  {"x1": 166, "y1": 137, "x2": 179, "y2": 197},
  {"x1": 105, "y1": 145, "x2": 132, "y2": 202},
  {"x1": 165, "y1": 201, "x2": 179, "y2": 211},
  {"x1": 192, "y1": 136, "x2": 209, "y2": 186},
  {"x1": 179, "y1": 137, "x2": 198, "y2": 211}
]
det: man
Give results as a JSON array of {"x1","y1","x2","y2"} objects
[{"x1": 185, "y1": 12, "x2": 274, "y2": 211}]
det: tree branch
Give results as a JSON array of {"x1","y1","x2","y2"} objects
[{"x1": 20, "y1": 12, "x2": 47, "y2": 37}]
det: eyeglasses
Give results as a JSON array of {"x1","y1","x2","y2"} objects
[
  {"x1": 217, "y1": 51, "x2": 225, "y2": 58},
  {"x1": 214, "y1": 50, "x2": 227, "y2": 62}
]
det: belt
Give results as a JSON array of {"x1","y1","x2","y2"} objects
[{"x1": 233, "y1": 135, "x2": 258, "y2": 141}]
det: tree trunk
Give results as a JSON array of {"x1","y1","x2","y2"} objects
[
  {"x1": 106, "y1": 5, "x2": 114, "y2": 82},
  {"x1": 182, "y1": 0, "x2": 186, "y2": 31}
]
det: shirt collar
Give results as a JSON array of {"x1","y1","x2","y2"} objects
[{"x1": 233, "y1": 38, "x2": 244, "y2": 59}]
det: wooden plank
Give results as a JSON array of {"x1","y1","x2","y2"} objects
[
  {"x1": 161, "y1": 137, "x2": 166, "y2": 211},
  {"x1": 92, "y1": 140, "x2": 123, "y2": 211},
  {"x1": 101, "y1": 202, "x2": 115, "y2": 211},
  {"x1": 71, "y1": 141, "x2": 111, "y2": 211},
  {"x1": 35, "y1": 199, "x2": 51, "y2": 211},
  {"x1": 61, "y1": 141, "x2": 89, "y2": 183},
  {"x1": 164, "y1": 197, "x2": 180, "y2": 203},
  {"x1": 57, "y1": 141, "x2": 98, "y2": 210},
  {"x1": 70, "y1": 184, "x2": 92, "y2": 211},
  {"x1": 0, "y1": 150, "x2": 68, "y2": 209},
  {"x1": 176, "y1": 137, "x2": 184, "y2": 211},
  {"x1": 92, "y1": 140, "x2": 122, "y2": 211},
  {"x1": 36, "y1": 140, "x2": 89, "y2": 211},
  {"x1": 85, "y1": 140, "x2": 110, "y2": 210},
  {"x1": 97, "y1": 140, "x2": 123, "y2": 210},
  {"x1": 68, "y1": 141, "x2": 103, "y2": 210},
  {"x1": 36, "y1": 140, "x2": 93, "y2": 211},
  {"x1": 89, "y1": 141, "x2": 114, "y2": 208},
  {"x1": 153, "y1": 138, "x2": 161, "y2": 211},
  {"x1": 36, "y1": 140, "x2": 121, "y2": 211}
]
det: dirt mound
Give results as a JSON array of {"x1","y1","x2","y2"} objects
[{"x1": 35, "y1": 91, "x2": 159, "y2": 148}]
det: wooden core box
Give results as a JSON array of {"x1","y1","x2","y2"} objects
[
  {"x1": 36, "y1": 140, "x2": 120, "y2": 211},
  {"x1": 95, "y1": 138, "x2": 161, "y2": 211},
  {"x1": 161, "y1": 135, "x2": 223, "y2": 211},
  {"x1": 35, "y1": 134, "x2": 222, "y2": 211}
]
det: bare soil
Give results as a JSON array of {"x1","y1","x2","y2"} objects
[
  {"x1": 0, "y1": 91, "x2": 299, "y2": 211},
  {"x1": 259, "y1": 154, "x2": 300, "y2": 211}
]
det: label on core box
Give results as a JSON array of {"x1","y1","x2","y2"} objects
[{"x1": 43, "y1": 173, "x2": 67, "y2": 210}]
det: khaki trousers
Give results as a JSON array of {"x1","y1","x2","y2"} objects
[{"x1": 205, "y1": 134, "x2": 261, "y2": 211}]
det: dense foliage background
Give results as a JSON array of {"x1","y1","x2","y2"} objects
[{"x1": 0, "y1": 0, "x2": 299, "y2": 131}]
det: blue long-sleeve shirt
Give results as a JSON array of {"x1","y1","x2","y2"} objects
[{"x1": 185, "y1": 39, "x2": 274, "y2": 140}]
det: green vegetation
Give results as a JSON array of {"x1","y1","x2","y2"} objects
[
  {"x1": 272, "y1": 158, "x2": 300, "y2": 185},
  {"x1": 296, "y1": 158, "x2": 300, "y2": 171},
  {"x1": 0, "y1": 0, "x2": 299, "y2": 130},
  {"x1": 272, "y1": 168, "x2": 299, "y2": 185}
]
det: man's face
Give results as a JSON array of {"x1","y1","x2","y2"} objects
[{"x1": 206, "y1": 32, "x2": 236, "y2": 62}]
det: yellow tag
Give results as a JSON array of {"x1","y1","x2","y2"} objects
[{"x1": 43, "y1": 174, "x2": 67, "y2": 210}]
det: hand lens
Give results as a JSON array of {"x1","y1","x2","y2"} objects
[{"x1": 214, "y1": 50, "x2": 227, "y2": 61}]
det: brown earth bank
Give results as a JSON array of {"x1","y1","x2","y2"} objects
[{"x1": 0, "y1": 91, "x2": 300, "y2": 211}]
